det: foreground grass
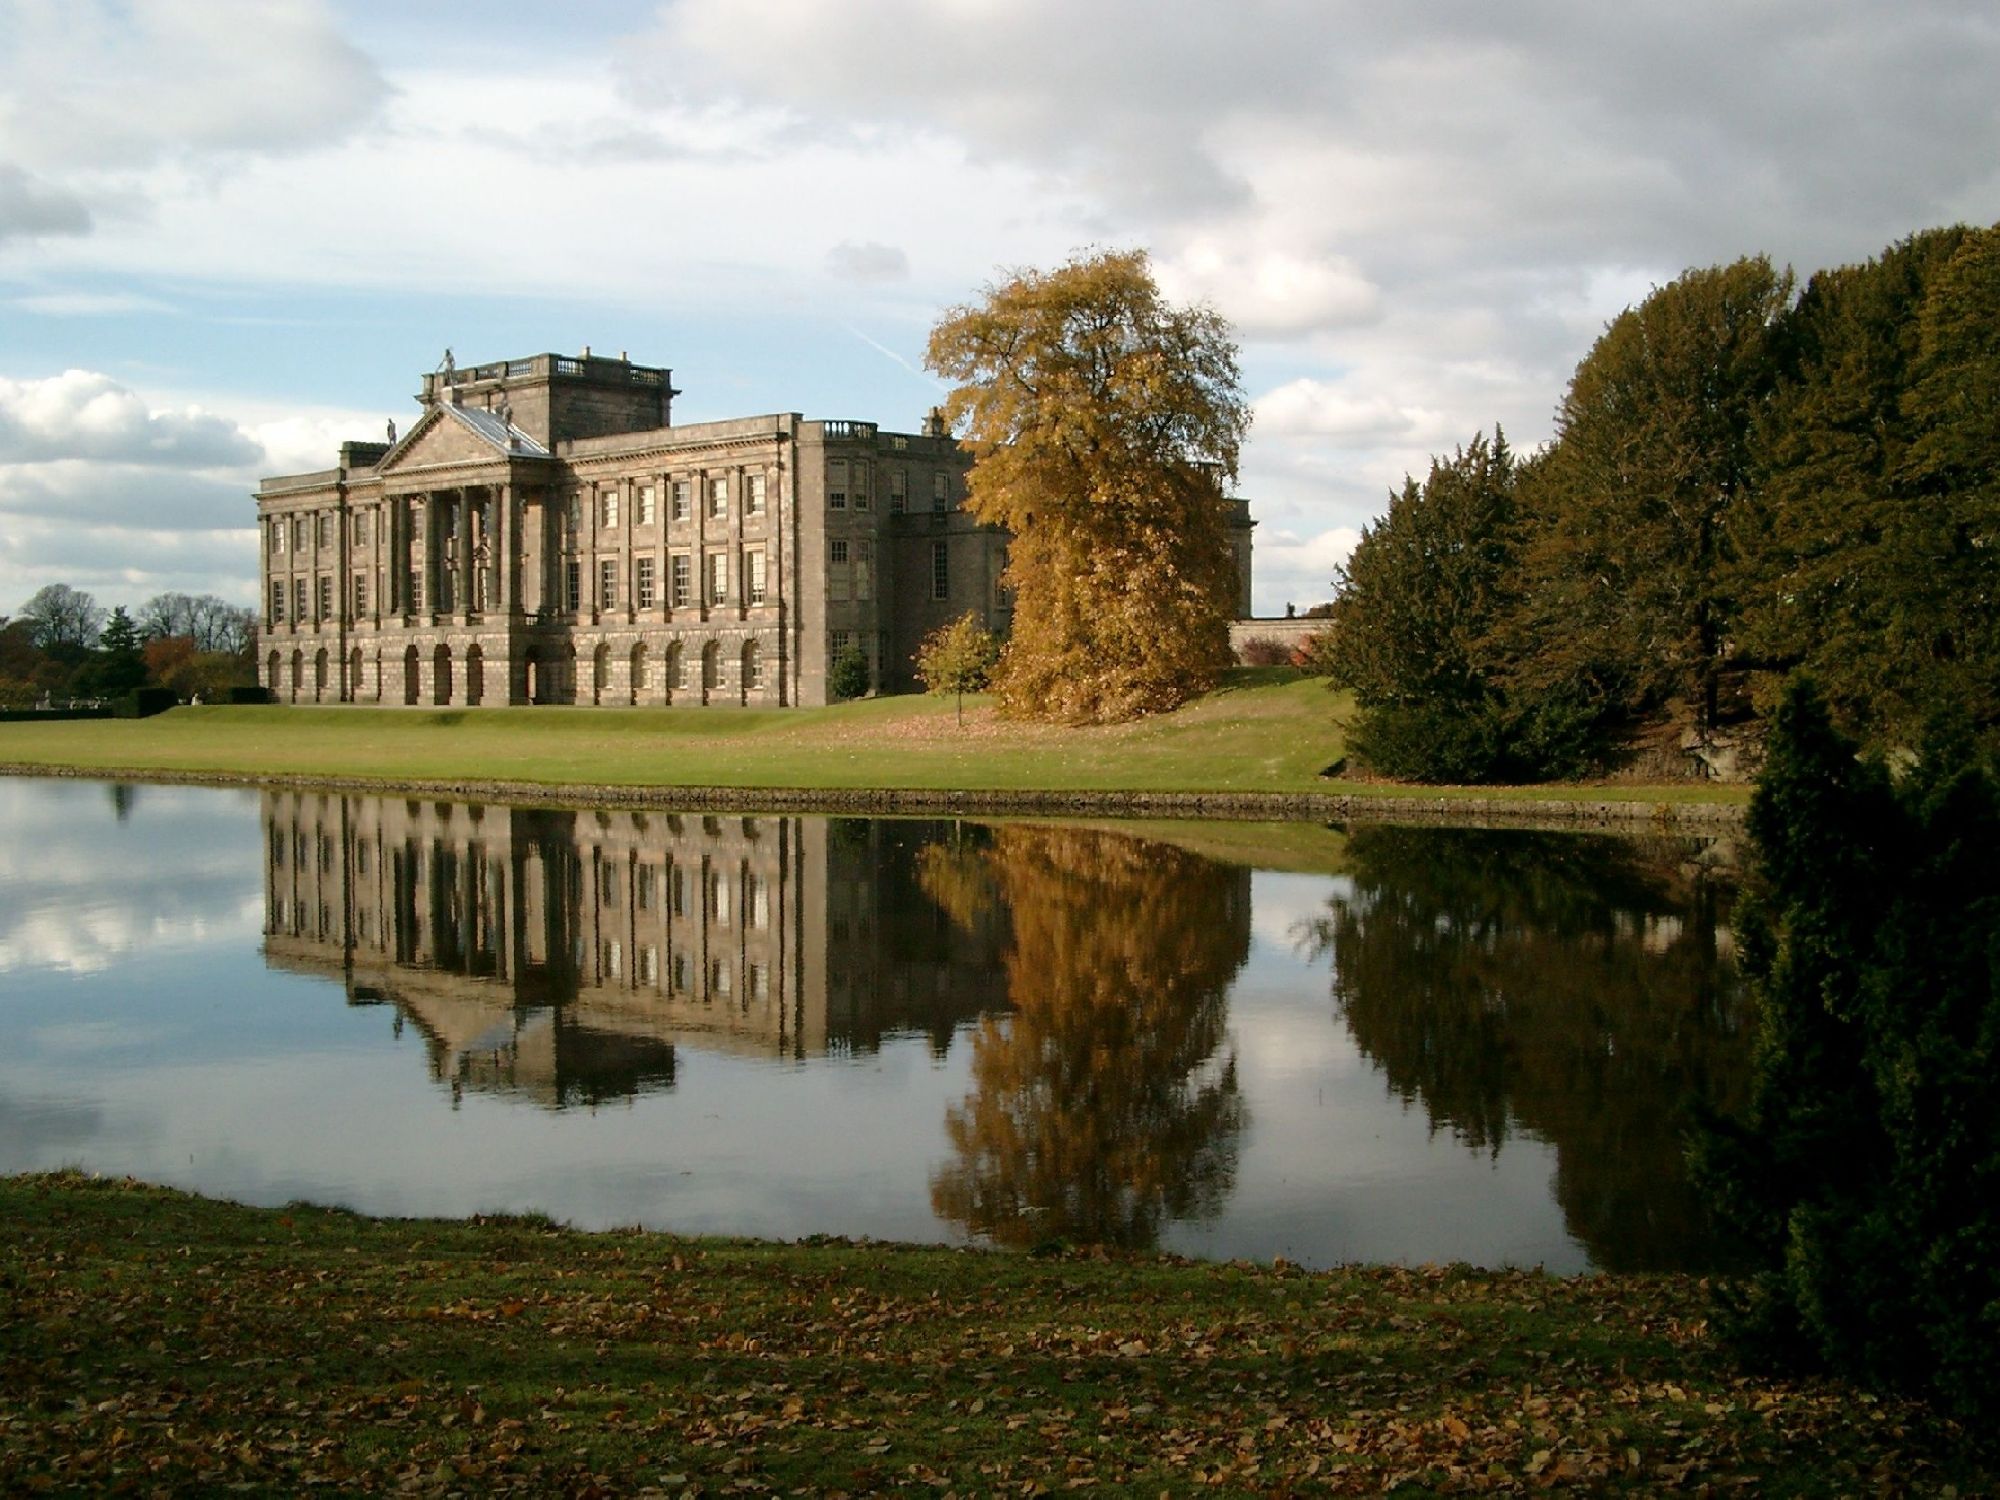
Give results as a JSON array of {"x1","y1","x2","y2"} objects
[
  {"x1": 0, "y1": 670, "x2": 1747, "y2": 804},
  {"x1": 1, "y1": 1175, "x2": 1982, "y2": 1495}
]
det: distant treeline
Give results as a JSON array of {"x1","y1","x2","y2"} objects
[{"x1": 1309, "y1": 224, "x2": 2000, "y2": 782}]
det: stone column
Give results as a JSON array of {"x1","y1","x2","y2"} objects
[
  {"x1": 495, "y1": 483, "x2": 514, "y2": 617},
  {"x1": 546, "y1": 495, "x2": 562, "y2": 614},
  {"x1": 424, "y1": 494, "x2": 441, "y2": 618},
  {"x1": 457, "y1": 489, "x2": 475, "y2": 623}
]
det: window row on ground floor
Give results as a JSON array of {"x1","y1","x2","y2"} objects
[{"x1": 266, "y1": 636, "x2": 779, "y2": 707}]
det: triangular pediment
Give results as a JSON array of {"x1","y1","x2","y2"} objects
[
  {"x1": 377, "y1": 406, "x2": 503, "y2": 472},
  {"x1": 376, "y1": 403, "x2": 548, "y2": 474}
]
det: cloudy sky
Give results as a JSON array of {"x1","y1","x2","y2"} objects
[{"x1": 3, "y1": 0, "x2": 1997, "y2": 618}]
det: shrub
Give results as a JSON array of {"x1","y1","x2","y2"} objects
[
  {"x1": 225, "y1": 685, "x2": 273, "y2": 705},
  {"x1": 828, "y1": 645, "x2": 871, "y2": 701},
  {"x1": 1345, "y1": 701, "x2": 1515, "y2": 784},
  {"x1": 1235, "y1": 636, "x2": 1293, "y2": 667},
  {"x1": 1695, "y1": 679, "x2": 2000, "y2": 1419}
]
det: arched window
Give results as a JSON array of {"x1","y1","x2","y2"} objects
[
  {"x1": 313, "y1": 648, "x2": 328, "y2": 702},
  {"x1": 349, "y1": 647, "x2": 363, "y2": 701},
  {"x1": 290, "y1": 650, "x2": 304, "y2": 701},
  {"x1": 701, "y1": 640, "x2": 720, "y2": 700},
  {"x1": 664, "y1": 642, "x2": 683, "y2": 703},
  {"x1": 267, "y1": 650, "x2": 281, "y2": 695},
  {"x1": 592, "y1": 643, "x2": 610, "y2": 706},
  {"x1": 630, "y1": 642, "x2": 649, "y2": 705},
  {"x1": 741, "y1": 639, "x2": 763, "y2": 700},
  {"x1": 403, "y1": 644, "x2": 420, "y2": 705},
  {"x1": 433, "y1": 643, "x2": 452, "y2": 706},
  {"x1": 465, "y1": 644, "x2": 484, "y2": 707}
]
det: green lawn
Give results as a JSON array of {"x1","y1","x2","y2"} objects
[
  {"x1": 1, "y1": 1173, "x2": 1983, "y2": 1495},
  {"x1": 0, "y1": 669, "x2": 1748, "y2": 804}
]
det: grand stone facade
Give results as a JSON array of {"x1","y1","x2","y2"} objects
[{"x1": 257, "y1": 350, "x2": 1255, "y2": 707}]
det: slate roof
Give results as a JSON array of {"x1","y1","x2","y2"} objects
[{"x1": 442, "y1": 402, "x2": 550, "y2": 457}]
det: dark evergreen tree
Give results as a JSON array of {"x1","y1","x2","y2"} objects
[
  {"x1": 1503, "y1": 258, "x2": 1794, "y2": 738},
  {"x1": 1696, "y1": 678, "x2": 2000, "y2": 1418},
  {"x1": 87, "y1": 606, "x2": 148, "y2": 696},
  {"x1": 1315, "y1": 432, "x2": 1531, "y2": 780},
  {"x1": 1743, "y1": 225, "x2": 1994, "y2": 741}
]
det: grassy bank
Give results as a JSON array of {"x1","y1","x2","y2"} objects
[
  {"x1": 1, "y1": 1175, "x2": 1982, "y2": 1495},
  {"x1": 0, "y1": 669, "x2": 1746, "y2": 806}
]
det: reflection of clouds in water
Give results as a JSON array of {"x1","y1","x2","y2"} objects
[
  {"x1": 31, "y1": 1019, "x2": 169, "y2": 1054},
  {"x1": 1249, "y1": 870, "x2": 1354, "y2": 955},
  {"x1": 0, "y1": 1092, "x2": 104, "y2": 1166},
  {"x1": 0, "y1": 781, "x2": 262, "y2": 976},
  {"x1": 0, "y1": 892, "x2": 264, "y2": 976}
]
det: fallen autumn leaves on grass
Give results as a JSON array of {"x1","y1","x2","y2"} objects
[{"x1": 1, "y1": 1174, "x2": 1990, "y2": 1495}]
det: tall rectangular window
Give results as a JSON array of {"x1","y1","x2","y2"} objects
[
  {"x1": 293, "y1": 578, "x2": 308, "y2": 620},
  {"x1": 599, "y1": 558, "x2": 618, "y2": 610},
  {"x1": 856, "y1": 540, "x2": 873, "y2": 602},
  {"x1": 270, "y1": 580, "x2": 286, "y2": 621},
  {"x1": 932, "y1": 472, "x2": 948, "y2": 514},
  {"x1": 565, "y1": 561, "x2": 581, "y2": 613},
  {"x1": 353, "y1": 510, "x2": 370, "y2": 546},
  {"x1": 708, "y1": 550, "x2": 728, "y2": 604},
  {"x1": 708, "y1": 477, "x2": 728, "y2": 520},
  {"x1": 853, "y1": 465, "x2": 870, "y2": 512},
  {"x1": 829, "y1": 539, "x2": 851, "y2": 602},
  {"x1": 931, "y1": 541, "x2": 949, "y2": 600},
  {"x1": 671, "y1": 554, "x2": 692, "y2": 607},
  {"x1": 636, "y1": 556, "x2": 657, "y2": 608},
  {"x1": 828, "y1": 459, "x2": 847, "y2": 511},
  {"x1": 671, "y1": 480, "x2": 691, "y2": 521},
  {"x1": 746, "y1": 472, "x2": 766, "y2": 515},
  {"x1": 889, "y1": 470, "x2": 906, "y2": 515},
  {"x1": 600, "y1": 491, "x2": 619, "y2": 528},
  {"x1": 318, "y1": 513, "x2": 334, "y2": 549},
  {"x1": 354, "y1": 574, "x2": 368, "y2": 615},
  {"x1": 407, "y1": 570, "x2": 422, "y2": 613},
  {"x1": 271, "y1": 520, "x2": 286, "y2": 555},
  {"x1": 637, "y1": 485, "x2": 656, "y2": 526},
  {"x1": 294, "y1": 517, "x2": 310, "y2": 551},
  {"x1": 319, "y1": 576, "x2": 333, "y2": 620},
  {"x1": 746, "y1": 550, "x2": 766, "y2": 605}
]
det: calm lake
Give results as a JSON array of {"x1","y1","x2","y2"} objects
[{"x1": 0, "y1": 777, "x2": 1753, "y2": 1274}]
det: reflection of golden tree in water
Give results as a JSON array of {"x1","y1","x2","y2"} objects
[
  {"x1": 1305, "y1": 828, "x2": 1755, "y2": 1272},
  {"x1": 927, "y1": 826, "x2": 1251, "y2": 1250}
]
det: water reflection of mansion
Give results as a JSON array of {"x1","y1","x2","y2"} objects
[{"x1": 260, "y1": 792, "x2": 1007, "y2": 1107}]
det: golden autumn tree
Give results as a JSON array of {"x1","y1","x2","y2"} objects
[{"x1": 925, "y1": 249, "x2": 1250, "y2": 723}]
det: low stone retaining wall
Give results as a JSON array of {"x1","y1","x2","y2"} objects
[
  {"x1": 1228, "y1": 618, "x2": 1321, "y2": 659},
  {"x1": 0, "y1": 761, "x2": 1746, "y2": 829}
]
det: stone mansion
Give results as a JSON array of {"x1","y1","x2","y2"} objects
[{"x1": 258, "y1": 349, "x2": 1255, "y2": 708}]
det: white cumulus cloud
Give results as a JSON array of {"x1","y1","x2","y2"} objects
[{"x1": 0, "y1": 371, "x2": 262, "y2": 467}]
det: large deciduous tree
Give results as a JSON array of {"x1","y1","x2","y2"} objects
[
  {"x1": 925, "y1": 249, "x2": 1250, "y2": 723},
  {"x1": 18, "y1": 583, "x2": 105, "y2": 652},
  {"x1": 138, "y1": 591, "x2": 257, "y2": 653}
]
